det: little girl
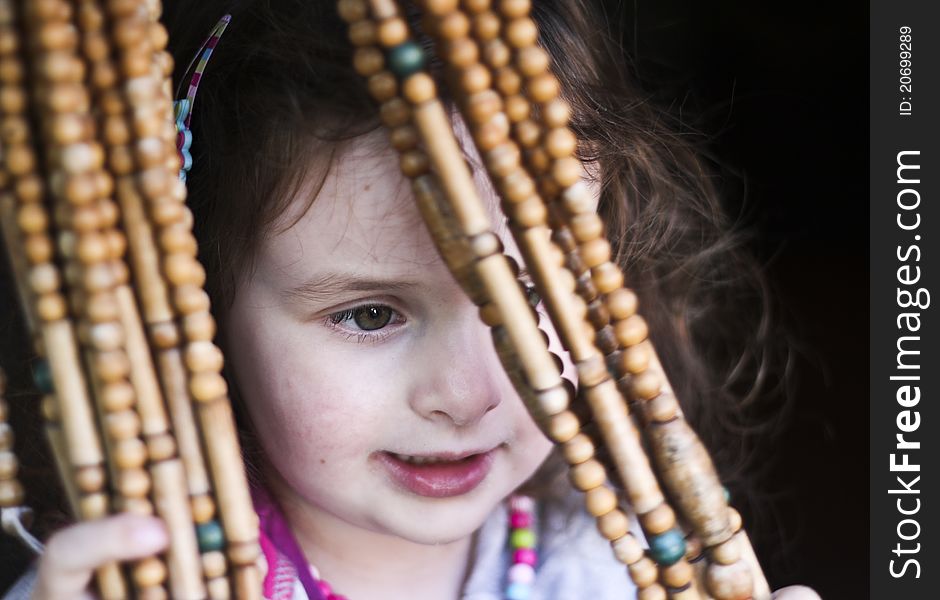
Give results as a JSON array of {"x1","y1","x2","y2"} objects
[{"x1": 3, "y1": 0, "x2": 818, "y2": 598}]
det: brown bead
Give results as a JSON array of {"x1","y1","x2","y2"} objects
[
  {"x1": 28, "y1": 264, "x2": 59, "y2": 295},
  {"x1": 174, "y1": 285, "x2": 211, "y2": 315},
  {"x1": 78, "y1": 492, "x2": 108, "y2": 519},
  {"x1": 37, "y1": 293, "x2": 67, "y2": 321},
  {"x1": 0, "y1": 479, "x2": 24, "y2": 506},
  {"x1": 352, "y1": 46, "x2": 384, "y2": 77},
  {"x1": 627, "y1": 556, "x2": 659, "y2": 588},
  {"x1": 485, "y1": 143, "x2": 520, "y2": 177},
  {"x1": 24, "y1": 234, "x2": 53, "y2": 264},
  {"x1": 389, "y1": 125, "x2": 419, "y2": 151},
  {"x1": 500, "y1": 94, "x2": 526, "y2": 124},
  {"x1": 183, "y1": 311, "x2": 216, "y2": 342},
  {"x1": 661, "y1": 560, "x2": 693, "y2": 589},
  {"x1": 592, "y1": 262, "x2": 624, "y2": 295},
  {"x1": 106, "y1": 408, "x2": 141, "y2": 440},
  {"x1": 505, "y1": 17, "x2": 538, "y2": 48},
  {"x1": 615, "y1": 314, "x2": 648, "y2": 347},
  {"x1": 368, "y1": 71, "x2": 397, "y2": 102},
  {"x1": 207, "y1": 576, "x2": 230, "y2": 600},
  {"x1": 631, "y1": 370, "x2": 661, "y2": 401},
  {"x1": 443, "y1": 38, "x2": 477, "y2": 67},
  {"x1": 551, "y1": 157, "x2": 582, "y2": 190},
  {"x1": 379, "y1": 97, "x2": 410, "y2": 127},
  {"x1": 562, "y1": 433, "x2": 594, "y2": 465},
  {"x1": 612, "y1": 533, "x2": 644, "y2": 565},
  {"x1": 705, "y1": 561, "x2": 753, "y2": 600},
  {"x1": 164, "y1": 254, "x2": 206, "y2": 286},
  {"x1": 185, "y1": 341, "x2": 224, "y2": 373},
  {"x1": 228, "y1": 540, "x2": 261, "y2": 566},
  {"x1": 536, "y1": 384, "x2": 569, "y2": 415},
  {"x1": 710, "y1": 537, "x2": 742, "y2": 566},
  {"x1": 202, "y1": 551, "x2": 227, "y2": 579},
  {"x1": 400, "y1": 150, "x2": 429, "y2": 177},
  {"x1": 190, "y1": 492, "x2": 216, "y2": 523},
  {"x1": 119, "y1": 467, "x2": 151, "y2": 498},
  {"x1": 545, "y1": 127, "x2": 577, "y2": 160},
  {"x1": 459, "y1": 63, "x2": 490, "y2": 94},
  {"x1": 481, "y1": 38, "x2": 510, "y2": 69},
  {"x1": 528, "y1": 72, "x2": 560, "y2": 104},
  {"x1": 114, "y1": 437, "x2": 147, "y2": 469},
  {"x1": 607, "y1": 288, "x2": 638, "y2": 320},
  {"x1": 7, "y1": 144, "x2": 35, "y2": 176},
  {"x1": 347, "y1": 20, "x2": 377, "y2": 47},
  {"x1": 576, "y1": 353, "x2": 607, "y2": 388},
  {"x1": 467, "y1": 90, "x2": 501, "y2": 124},
  {"x1": 640, "y1": 503, "x2": 676, "y2": 535},
  {"x1": 145, "y1": 433, "x2": 176, "y2": 462},
  {"x1": 136, "y1": 586, "x2": 167, "y2": 600},
  {"x1": 512, "y1": 119, "x2": 540, "y2": 149},
  {"x1": 402, "y1": 73, "x2": 435, "y2": 105},
  {"x1": 495, "y1": 67, "x2": 521, "y2": 96},
  {"x1": 597, "y1": 509, "x2": 630, "y2": 540},
  {"x1": 190, "y1": 372, "x2": 227, "y2": 402},
  {"x1": 472, "y1": 12, "x2": 500, "y2": 41},
  {"x1": 377, "y1": 17, "x2": 408, "y2": 47},
  {"x1": 0, "y1": 450, "x2": 19, "y2": 480},
  {"x1": 585, "y1": 485, "x2": 617, "y2": 517},
  {"x1": 500, "y1": 0, "x2": 531, "y2": 18},
  {"x1": 637, "y1": 585, "x2": 667, "y2": 600},
  {"x1": 543, "y1": 98, "x2": 571, "y2": 128},
  {"x1": 646, "y1": 393, "x2": 678, "y2": 423},
  {"x1": 132, "y1": 556, "x2": 167, "y2": 588},
  {"x1": 336, "y1": 0, "x2": 367, "y2": 22},
  {"x1": 548, "y1": 409, "x2": 580, "y2": 443},
  {"x1": 95, "y1": 349, "x2": 130, "y2": 383},
  {"x1": 88, "y1": 322, "x2": 124, "y2": 352},
  {"x1": 569, "y1": 458, "x2": 605, "y2": 491},
  {"x1": 75, "y1": 464, "x2": 105, "y2": 494},
  {"x1": 424, "y1": 0, "x2": 459, "y2": 15}
]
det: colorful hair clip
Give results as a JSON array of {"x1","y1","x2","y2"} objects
[{"x1": 174, "y1": 14, "x2": 232, "y2": 181}]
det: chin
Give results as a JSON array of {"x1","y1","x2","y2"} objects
[{"x1": 374, "y1": 488, "x2": 504, "y2": 545}]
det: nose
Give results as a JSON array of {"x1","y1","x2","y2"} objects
[{"x1": 408, "y1": 304, "x2": 503, "y2": 428}]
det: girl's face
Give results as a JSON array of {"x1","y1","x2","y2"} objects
[{"x1": 225, "y1": 129, "x2": 566, "y2": 546}]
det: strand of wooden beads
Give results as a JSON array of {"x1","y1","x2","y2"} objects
[
  {"x1": 21, "y1": 1, "x2": 173, "y2": 596},
  {"x1": 488, "y1": 3, "x2": 769, "y2": 598},
  {"x1": 100, "y1": 1, "x2": 261, "y2": 596},
  {"x1": 414, "y1": 3, "x2": 699, "y2": 599},
  {"x1": 0, "y1": 369, "x2": 24, "y2": 509},
  {"x1": 74, "y1": 0, "x2": 209, "y2": 596},
  {"x1": 0, "y1": 2, "x2": 125, "y2": 596},
  {"x1": 340, "y1": 3, "x2": 669, "y2": 600}
]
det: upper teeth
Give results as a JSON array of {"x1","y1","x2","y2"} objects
[{"x1": 393, "y1": 453, "x2": 452, "y2": 465}]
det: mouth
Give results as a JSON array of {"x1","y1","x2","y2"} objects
[{"x1": 377, "y1": 449, "x2": 496, "y2": 498}]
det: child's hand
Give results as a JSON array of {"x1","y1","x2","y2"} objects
[
  {"x1": 32, "y1": 514, "x2": 168, "y2": 600},
  {"x1": 772, "y1": 586, "x2": 822, "y2": 599}
]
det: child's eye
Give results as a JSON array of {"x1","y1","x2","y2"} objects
[{"x1": 326, "y1": 304, "x2": 404, "y2": 343}]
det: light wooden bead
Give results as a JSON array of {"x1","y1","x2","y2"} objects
[
  {"x1": 495, "y1": 66, "x2": 521, "y2": 96},
  {"x1": 17, "y1": 203, "x2": 48, "y2": 234},
  {"x1": 469, "y1": 231, "x2": 501, "y2": 258},
  {"x1": 444, "y1": 37, "x2": 477, "y2": 67},
  {"x1": 592, "y1": 262, "x2": 623, "y2": 295},
  {"x1": 542, "y1": 97, "x2": 571, "y2": 128},
  {"x1": 501, "y1": 169, "x2": 534, "y2": 203},
  {"x1": 0, "y1": 86, "x2": 24, "y2": 114},
  {"x1": 576, "y1": 353, "x2": 607, "y2": 388},
  {"x1": 202, "y1": 551, "x2": 227, "y2": 579},
  {"x1": 228, "y1": 541, "x2": 261, "y2": 566},
  {"x1": 551, "y1": 156, "x2": 581, "y2": 189},
  {"x1": 585, "y1": 485, "x2": 617, "y2": 517},
  {"x1": 390, "y1": 125, "x2": 419, "y2": 151},
  {"x1": 75, "y1": 465, "x2": 105, "y2": 494},
  {"x1": 640, "y1": 504, "x2": 676, "y2": 536},
  {"x1": 88, "y1": 322, "x2": 123, "y2": 351},
  {"x1": 607, "y1": 288, "x2": 638, "y2": 320},
  {"x1": 137, "y1": 586, "x2": 167, "y2": 600},
  {"x1": 347, "y1": 20, "x2": 377, "y2": 47},
  {"x1": 505, "y1": 17, "x2": 537, "y2": 48},
  {"x1": 516, "y1": 46, "x2": 548, "y2": 78},
  {"x1": 368, "y1": 71, "x2": 397, "y2": 102},
  {"x1": 705, "y1": 561, "x2": 753, "y2": 600},
  {"x1": 174, "y1": 285, "x2": 211, "y2": 314},
  {"x1": 185, "y1": 341, "x2": 224, "y2": 373},
  {"x1": 36, "y1": 293, "x2": 67, "y2": 321},
  {"x1": 511, "y1": 196, "x2": 546, "y2": 228},
  {"x1": 562, "y1": 433, "x2": 594, "y2": 465},
  {"x1": 535, "y1": 384, "x2": 568, "y2": 415},
  {"x1": 438, "y1": 11, "x2": 469, "y2": 39},
  {"x1": 615, "y1": 314, "x2": 648, "y2": 347},
  {"x1": 513, "y1": 119, "x2": 540, "y2": 149},
  {"x1": 0, "y1": 451, "x2": 17, "y2": 481},
  {"x1": 472, "y1": 12, "x2": 500, "y2": 41},
  {"x1": 661, "y1": 560, "x2": 694, "y2": 589},
  {"x1": 207, "y1": 577, "x2": 230, "y2": 600},
  {"x1": 627, "y1": 556, "x2": 659, "y2": 588},
  {"x1": 480, "y1": 303, "x2": 501, "y2": 326},
  {"x1": 191, "y1": 493, "x2": 216, "y2": 524},
  {"x1": 499, "y1": 0, "x2": 531, "y2": 17},
  {"x1": 548, "y1": 410, "x2": 579, "y2": 443},
  {"x1": 95, "y1": 350, "x2": 130, "y2": 383},
  {"x1": 569, "y1": 458, "x2": 605, "y2": 491},
  {"x1": 403, "y1": 73, "x2": 435, "y2": 104},
  {"x1": 459, "y1": 63, "x2": 490, "y2": 94},
  {"x1": 336, "y1": 0, "x2": 367, "y2": 22},
  {"x1": 646, "y1": 393, "x2": 678, "y2": 423},
  {"x1": 28, "y1": 264, "x2": 59, "y2": 295},
  {"x1": 77, "y1": 491, "x2": 108, "y2": 518},
  {"x1": 377, "y1": 17, "x2": 408, "y2": 46},
  {"x1": 114, "y1": 438, "x2": 147, "y2": 469},
  {"x1": 106, "y1": 409, "x2": 141, "y2": 440},
  {"x1": 569, "y1": 214, "x2": 602, "y2": 245},
  {"x1": 0, "y1": 479, "x2": 24, "y2": 506},
  {"x1": 380, "y1": 97, "x2": 410, "y2": 127},
  {"x1": 15, "y1": 174, "x2": 43, "y2": 203},
  {"x1": 482, "y1": 38, "x2": 510, "y2": 68},
  {"x1": 190, "y1": 372, "x2": 227, "y2": 402},
  {"x1": 119, "y1": 467, "x2": 151, "y2": 498},
  {"x1": 485, "y1": 143, "x2": 520, "y2": 177},
  {"x1": 612, "y1": 533, "x2": 644, "y2": 565},
  {"x1": 632, "y1": 371, "x2": 661, "y2": 401},
  {"x1": 424, "y1": 0, "x2": 458, "y2": 14},
  {"x1": 467, "y1": 90, "x2": 501, "y2": 124},
  {"x1": 710, "y1": 537, "x2": 741, "y2": 565},
  {"x1": 637, "y1": 585, "x2": 667, "y2": 600},
  {"x1": 164, "y1": 254, "x2": 205, "y2": 286},
  {"x1": 528, "y1": 73, "x2": 559, "y2": 104},
  {"x1": 597, "y1": 508, "x2": 630, "y2": 540},
  {"x1": 132, "y1": 556, "x2": 167, "y2": 588},
  {"x1": 183, "y1": 312, "x2": 216, "y2": 341},
  {"x1": 502, "y1": 94, "x2": 528, "y2": 123},
  {"x1": 400, "y1": 150, "x2": 430, "y2": 177},
  {"x1": 121, "y1": 496, "x2": 154, "y2": 516},
  {"x1": 146, "y1": 433, "x2": 176, "y2": 462},
  {"x1": 352, "y1": 46, "x2": 384, "y2": 77},
  {"x1": 24, "y1": 234, "x2": 53, "y2": 264}
]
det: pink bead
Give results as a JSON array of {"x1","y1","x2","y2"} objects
[
  {"x1": 510, "y1": 511, "x2": 532, "y2": 528},
  {"x1": 507, "y1": 562, "x2": 536, "y2": 584},
  {"x1": 513, "y1": 547, "x2": 537, "y2": 566},
  {"x1": 327, "y1": 595, "x2": 347, "y2": 600},
  {"x1": 316, "y1": 580, "x2": 332, "y2": 595},
  {"x1": 510, "y1": 495, "x2": 535, "y2": 512}
]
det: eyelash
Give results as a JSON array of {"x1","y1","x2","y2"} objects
[{"x1": 324, "y1": 304, "x2": 404, "y2": 344}]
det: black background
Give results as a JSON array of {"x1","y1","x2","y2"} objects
[{"x1": 601, "y1": 1, "x2": 867, "y2": 597}]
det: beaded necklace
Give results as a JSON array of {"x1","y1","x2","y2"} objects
[{"x1": 256, "y1": 486, "x2": 538, "y2": 600}]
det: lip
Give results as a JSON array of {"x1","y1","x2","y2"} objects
[{"x1": 376, "y1": 449, "x2": 496, "y2": 498}]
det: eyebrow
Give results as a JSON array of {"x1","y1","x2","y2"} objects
[{"x1": 281, "y1": 272, "x2": 419, "y2": 305}]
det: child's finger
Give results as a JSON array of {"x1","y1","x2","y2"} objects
[{"x1": 32, "y1": 513, "x2": 168, "y2": 600}]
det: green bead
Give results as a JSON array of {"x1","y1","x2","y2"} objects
[
  {"x1": 510, "y1": 527, "x2": 536, "y2": 549},
  {"x1": 32, "y1": 360, "x2": 53, "y2": 394},
  {"x1": 387, "y1": 42, "x2": 425, "y2": 78},
  {"x1": 649, "y1": 528, "x2": 686, "y2": 566},
  {"x1": 196, "y1": 519, "x2": 225, "y2": 552}
]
